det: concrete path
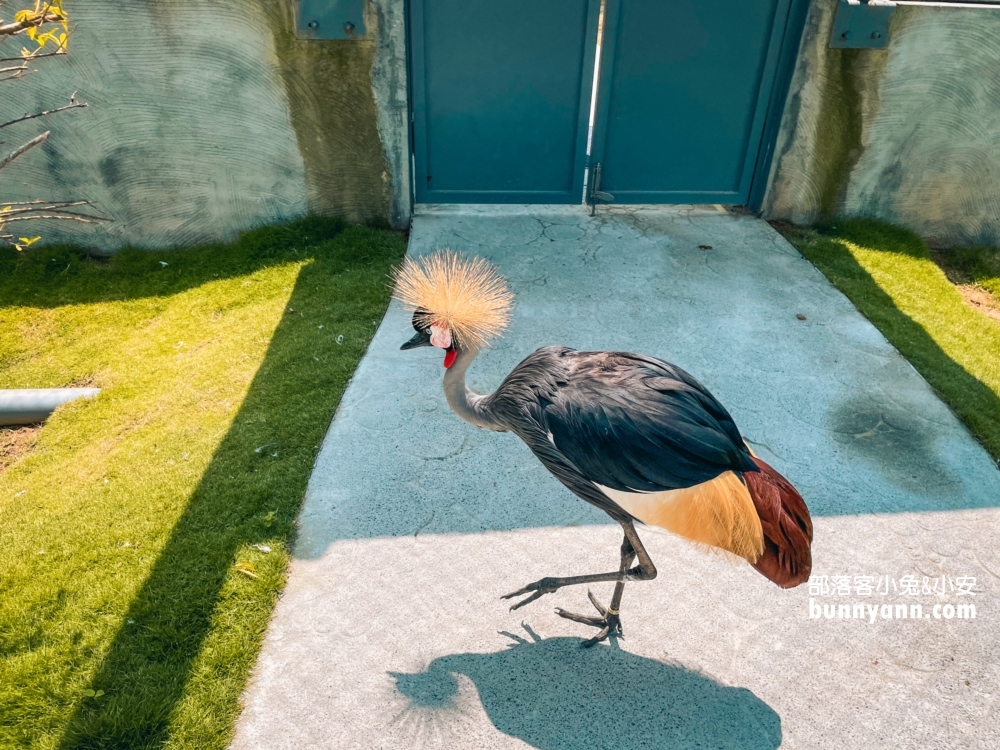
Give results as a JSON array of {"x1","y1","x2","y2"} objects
[{"x1": 233, "y1": 206, "x2": 1000, "y2": 749}]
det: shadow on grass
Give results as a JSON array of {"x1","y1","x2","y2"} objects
[
  {"x1": 49, "y1": 220, "x2": 405, "y2": 748},
  {"x1": 391, "y1": 630, "x2": 781, "y2": 750},
  {"x1": 794, "y1": 221, "x2": 1000, "y2": 493},
  {"x1": 0, "y1": 216, "x2": 388, "y2": 310}
]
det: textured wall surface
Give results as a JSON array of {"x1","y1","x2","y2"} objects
[
  {"x1": 9, "y1": 0, "x2": 998, "y2": 250},
  {"x1": 266, "y1": 0, "x2": 391, "y2": 229},
  {"x1": 0, "y1": 0, "x2": 396, "y2": 250},
  {"x1": 370, "y1": 0, "x2": 412, "y2": 229},
  {"x1": 764, "y1": 0, "x2": 1000, "y2": 246}
]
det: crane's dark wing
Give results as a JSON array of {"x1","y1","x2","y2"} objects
[{"x1": 540, "y1": 351, "x2": 757, "y2": 493}]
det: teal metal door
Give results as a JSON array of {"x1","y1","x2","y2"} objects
[
  {"x1": 590, "y1": 0, "x2": 795, "y2": 205},
  {"x1": 409, "y1": 0, "x2": 600, "y2": 203}
]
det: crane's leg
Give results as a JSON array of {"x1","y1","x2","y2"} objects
[
  {"x1": 553, "y1": 534, "x2": 636, "y2": 646},
  {"x1": 501, "y1": 519, "x2": 656, "y2": 646}
]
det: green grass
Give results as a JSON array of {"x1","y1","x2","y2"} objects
[
  {"x1": 0, "y1": 218, "x2": 406, "y2": 749},
  {"x1": 775, "y1": 219, "x2": 1000, "y2": 463},
  {"x1": 935, "y1": 243, "x2": 1000, "y2": 299}
]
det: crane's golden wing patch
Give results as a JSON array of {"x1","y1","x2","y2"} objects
[
  {"x1": 598, "y1": 472, "x2": 765, "y2": 563},
  {"x1": 392, "y1": 250, "x2": 513, "y2": 349}
]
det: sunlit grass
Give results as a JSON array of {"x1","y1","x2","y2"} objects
[
  {"x1": 0, "y1": 218, "x2": 406, "y2": 748},
  {"x1": 775, "y1": 219, "x2": 1000, "y2": 463}
]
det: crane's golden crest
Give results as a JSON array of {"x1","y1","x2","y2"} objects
[{"x1": 392, "y1": 250, "x2": 514, "y2": 348}]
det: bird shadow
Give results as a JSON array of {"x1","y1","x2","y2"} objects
[{"x1": 389, "y1": 627, "x2": 781, "y2": 750}]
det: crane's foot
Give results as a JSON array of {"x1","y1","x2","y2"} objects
[
  {"x1": 501, "y1": 577, "x2": 563, "y2": 611},
  {"x1": 555, "y1": 589, "x2": 623, "y2": 647}
]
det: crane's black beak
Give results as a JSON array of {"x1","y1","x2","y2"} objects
[{"x1": 400, "y1": 329, "x2": 432, "y2": 350}]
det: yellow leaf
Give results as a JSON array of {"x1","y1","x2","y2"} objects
[
  {"x1": 235, "y1": 562, "x2": 259, "y2": 579},
  {"x1": 19, "y1": 236, "x2": 41, "y2": 247}
]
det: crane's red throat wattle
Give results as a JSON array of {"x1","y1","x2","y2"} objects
[{"x1": 443, "y1": 348, "x2": 458, "y2": 369}]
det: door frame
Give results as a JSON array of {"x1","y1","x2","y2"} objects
[
  {"x1": 587, "y1": 0, "x2": 800, "y2": 207},
  {"x1": 746, "y1": 0, "x2": 810, "y2": 211},
  {"x1": 404, "y1": 0, "x2": 809, "y2": 209},
  {"x1": 407, "y1": 0, "x2": 602, "y2": 204}
]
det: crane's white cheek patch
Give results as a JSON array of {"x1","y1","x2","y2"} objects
[{"x1": 430, "y1": 325, "x2": 452, "y2": 349}]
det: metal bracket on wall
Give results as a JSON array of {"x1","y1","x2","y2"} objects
[
  {"x1": 830, "y1": 0, "x2": 895, "y2": 49},
  {"x1": 296, "y1": 0, "x2": 366, "y2": 40}
]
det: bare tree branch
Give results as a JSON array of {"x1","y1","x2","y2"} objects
[
  {"x1": 0, "y1": 96, "x2": 86, "y2": 129},
  {"x1": 0, "y1": 129, "x2": 48, "y2": 170},
  {"x1": 0, "y1": 50, "x2": 65, "y2": 63},
  {"x1": 2, "y1": 213, "x2": 108, "y2": 223},
  {"x1": 0, "y1": 62, "x2": 28, "y2": 81},
  {"x1": 1, "y1": 198, "x2": 110, "y2": 224},
  {"x1": 0, "y1": 7, "x2": 65, "y2": 39},
  {"x1": 1, "y1": 4, "x2": 101, "y2": 250},
  {"x1": 1, "y1": 201, "x2": 109, "y2": 222},
  {"x1": 1, "y1": 201, "x2": 110, "y2": 251},
  {"x1": 1, "y1": 198, "x2": 91, "y2": 207},
  {"x1": 0, "y1": 43, "x2": 67, "y2": 81}
]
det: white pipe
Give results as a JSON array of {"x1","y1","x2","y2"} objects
[
  {"x1": 894, "y1": 2, "x2": 1000, "y2": 8},
  {"x1": 0, "y1": 388, "x2": 101, "y2": 426}
]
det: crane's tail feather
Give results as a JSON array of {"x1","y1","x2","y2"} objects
[{"x1": 742, "y1": 457, "x2": 812, "y2": 588}]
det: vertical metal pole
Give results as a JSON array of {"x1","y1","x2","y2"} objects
[{"x1": 589, "y1": 162, "x2": 602, "y2": 216}]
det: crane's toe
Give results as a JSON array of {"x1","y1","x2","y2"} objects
[
  {"x1": 501, "y1": 576, "x2": 562, "y2": 611},
  {"x1": 553, "y1": 608, "x2": 605, "y2": 627},
  {"x1": 554, "y1": 589, "x2": 623, "y2": 646}
]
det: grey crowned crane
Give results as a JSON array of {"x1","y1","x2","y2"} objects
[{"x1": 395, "y1": 251, "x2": 813, "y2": 646}]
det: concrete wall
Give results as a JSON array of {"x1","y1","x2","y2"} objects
[
  {"x1": 763, "y1": 0, "x2": 1000, "y2": 246},
  {"x1": 0, "y1": 0, "x2": 410, "y2": 250},
  {"x1": 7, "y1": 0, "x2": 1000, "y2": 250}
]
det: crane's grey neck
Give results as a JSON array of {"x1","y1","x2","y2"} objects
[{"x1": 441, "y1": 346, "x2": 504, "y2": 431}]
